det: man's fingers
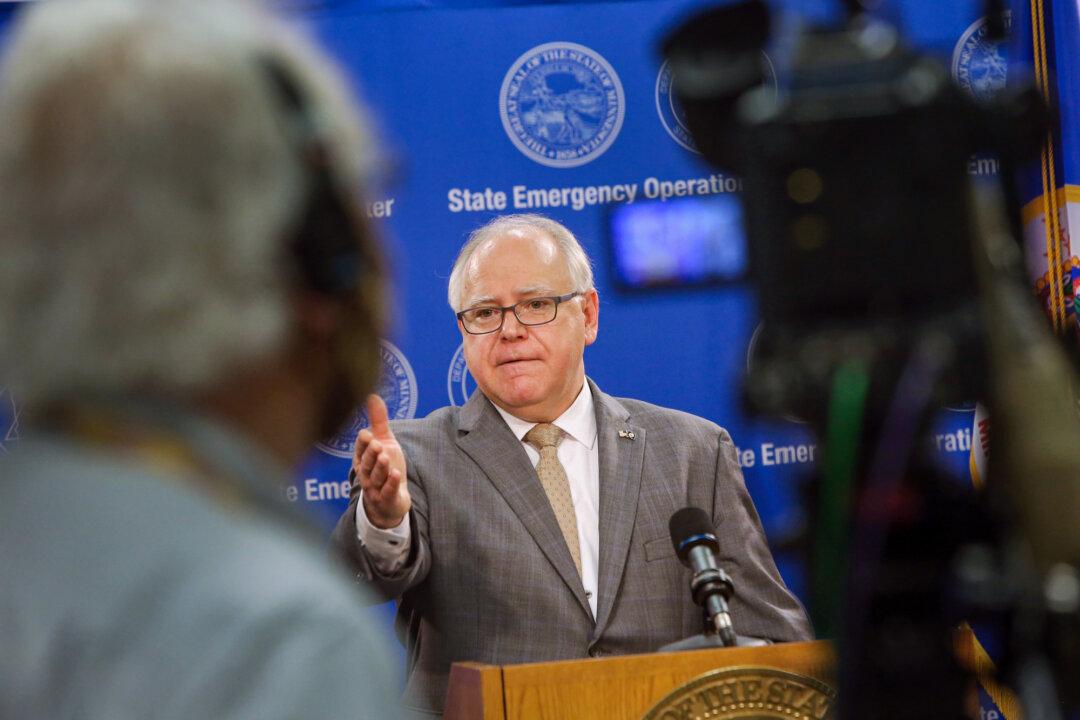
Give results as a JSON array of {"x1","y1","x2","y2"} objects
[
  {"x1": 357, "y1": 446, "x2": 375, "y2": 478},
  {"x1": 356, "y1": 394, "x2": 407, "y2": 525},
  {"x1": 366, "y1": 394, "x2": 392, "y2": 438},
  {"x1": 351, "y1": 429, "x2": 374, "y2": 483},
  {"x1": 361, "y1": 449, "x2": 389, "y2": 485},
  {"x1": 380, "y1": 469, "x2": 400, "y2": 502},
  {"x1": 362, "y1": 466, "x2": 407, "y2": 526},
  {"x1": 353, "y1": 428, "x2": 373, "y2": 459}
]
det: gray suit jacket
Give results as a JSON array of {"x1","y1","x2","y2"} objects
[{"x1": 331, "y1": 379, "x2": 811, "y2": 716}]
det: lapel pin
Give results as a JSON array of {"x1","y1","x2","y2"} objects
[{"x1": 618, "y1": 430, "x2": 636, "y2": 440}]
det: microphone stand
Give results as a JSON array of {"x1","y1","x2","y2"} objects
[{"x1": 659, "y1": 629, "x2": 769, "y2": 653}]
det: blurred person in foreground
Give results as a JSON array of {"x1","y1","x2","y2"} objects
[{"x1": 0, "y1": 1, "x2": 401, "y2": 718}]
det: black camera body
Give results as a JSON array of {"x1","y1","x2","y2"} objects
[
  {"x1": 660, "y1": 5, "x2": 1062, "y2": 718},
  {"x1": 667, "y1": 5, "x2": 994, "y2": 329},
  {"x1": 663, "y1": 2, "x2": 1043, "y2": 420}
]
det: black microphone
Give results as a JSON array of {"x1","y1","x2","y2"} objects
[{"x1": 669, "y1": 507, "x2": 737, "y2": 647}]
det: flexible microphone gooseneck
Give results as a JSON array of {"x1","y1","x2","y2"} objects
[{"x1": 669, "y1": 507, "x2": 737, "y2": 647}]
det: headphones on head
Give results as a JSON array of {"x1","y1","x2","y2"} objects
[{"x1": 259, "y1": 56, "x2": 369, "y2": 299}]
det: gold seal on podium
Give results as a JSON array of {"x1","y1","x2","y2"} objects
[{"x1": 641, "y1": 666, "x2": 836, "y2": 720}]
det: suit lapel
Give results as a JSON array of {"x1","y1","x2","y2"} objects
[
  {"x1": 455, "y1": 391, "x2": 593, "y2": 619},
  {"x1": 591, "y1": 380, "x2": 645, "y2": 636}
]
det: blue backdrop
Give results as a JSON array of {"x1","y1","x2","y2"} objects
[
  {"x1": 277, "y1": 0, "x2": 995, "y2": 603},
  {"x1": 0, "y1": 0, "x2": 999, "y2": 598},
  {"x1": 0, "y1": 0, "x2": 1024, "y2": 714}
]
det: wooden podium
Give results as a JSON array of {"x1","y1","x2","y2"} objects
[{"x1": 443, "y1": 640, "x2": 835, "y2": 720}]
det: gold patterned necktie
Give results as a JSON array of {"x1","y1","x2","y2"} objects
[{"x1": 524, "y1": 423, "x2": 582, "y2": 578}]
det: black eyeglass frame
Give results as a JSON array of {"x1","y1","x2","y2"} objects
[{"x1": 455, "y1": 291, "x2": 583, "y2": 335}]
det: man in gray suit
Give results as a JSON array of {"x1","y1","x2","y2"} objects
[{"x1": 332, "y1": 213, "x2": 811, "y2": 717}]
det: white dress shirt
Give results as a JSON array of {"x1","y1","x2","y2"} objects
[{"x1": 357, "y1": 382, "x2": 601, "y2": 617}]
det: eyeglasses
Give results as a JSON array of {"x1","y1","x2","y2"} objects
[{"x1": 456, "y1": 291, "x2": 582, "y2": 335}]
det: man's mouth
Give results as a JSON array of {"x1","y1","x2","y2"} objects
[{"x1": 497, "y1": 357, "x2": 537, "y2": 367}]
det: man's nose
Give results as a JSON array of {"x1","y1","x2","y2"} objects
[{"x1": 499, "y1": 309, "x2": 528, "y2": 339}]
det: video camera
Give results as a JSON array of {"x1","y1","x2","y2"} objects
[
  {"x1": 645, "y1": 2, "x2": 1080, "y2": 719},
  {"x1": 634, "y1": 0, "x2": 1044, "y2": 420}
]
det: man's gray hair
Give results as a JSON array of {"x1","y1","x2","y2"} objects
[
  {"x1": 0, "y1": 0, "x2": 378, "y2": 405},
  {"x1": 447, "y1": 214, "x2": 595, "y2": 311}
]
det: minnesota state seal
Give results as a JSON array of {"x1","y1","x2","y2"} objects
[
  {"x1": 500, "y1": 41, "x2": 624, "y2": 168},
  {"x1": 447, "y1": 343, "x2": 475, "y2": 407},
  {"x1": 655, "y1": 60, "x2": 698, "y2": 153},
  {"x1": 655, "y1": 54, "x2": 776, "y2": 154},
  {"x1": 952, "y1": 12, "x2": 1011, "y2": 103},
  {"x1": 642, "y1": 667, "x2": 836, "y2": 720},
  {"x1": 316, "y1": 340, "x2": 418, "y2": 458}
]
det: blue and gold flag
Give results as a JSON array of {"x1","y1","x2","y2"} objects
[{"x1": 1011, "y1": 0, "x2": 1080, "y2": 338}]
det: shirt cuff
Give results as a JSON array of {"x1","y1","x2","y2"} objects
[{"x1": 356, "y1": 497, "x2": 411, "y2": 573}]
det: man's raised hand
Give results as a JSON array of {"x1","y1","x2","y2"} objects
[{"x1": 352, "y1": 394, "x2": 410, "y2": 529}]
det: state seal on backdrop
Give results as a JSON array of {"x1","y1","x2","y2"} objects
[
  {"x1": 745, "y1": 323, "x2": 806, "y2": 425},
  {"x1": 500, "y1": 41, "x2": 625, "y2": 168},
  {"x1": 952, "y1": 12, "x2": 1011, "y2": 103},
  {"x1": 642, "y1": 667, "x2": 836, "y2": 720},
  {"x1": 447, "y1": 342, "x2": 476, "y2": 406},
  {"x1": 0, "y1": 386, "x2": 20, "y2": 454},
  {"x1": 655, "y1": 60, "x2": 698, "y2": 153},
  {"x1": 655, "y1": 54, "x2": 777, "y2": 154},
  {"x1": 316, "y1": 340, "x2": 418, "y2": 458}
]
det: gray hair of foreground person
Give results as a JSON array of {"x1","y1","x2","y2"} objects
[
  {"x1": 0, "y1": 0, "x2": 382, "y2": 407},
  {"x1": 446, "y1": 213, "x2": 595, "y2": 312}
]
